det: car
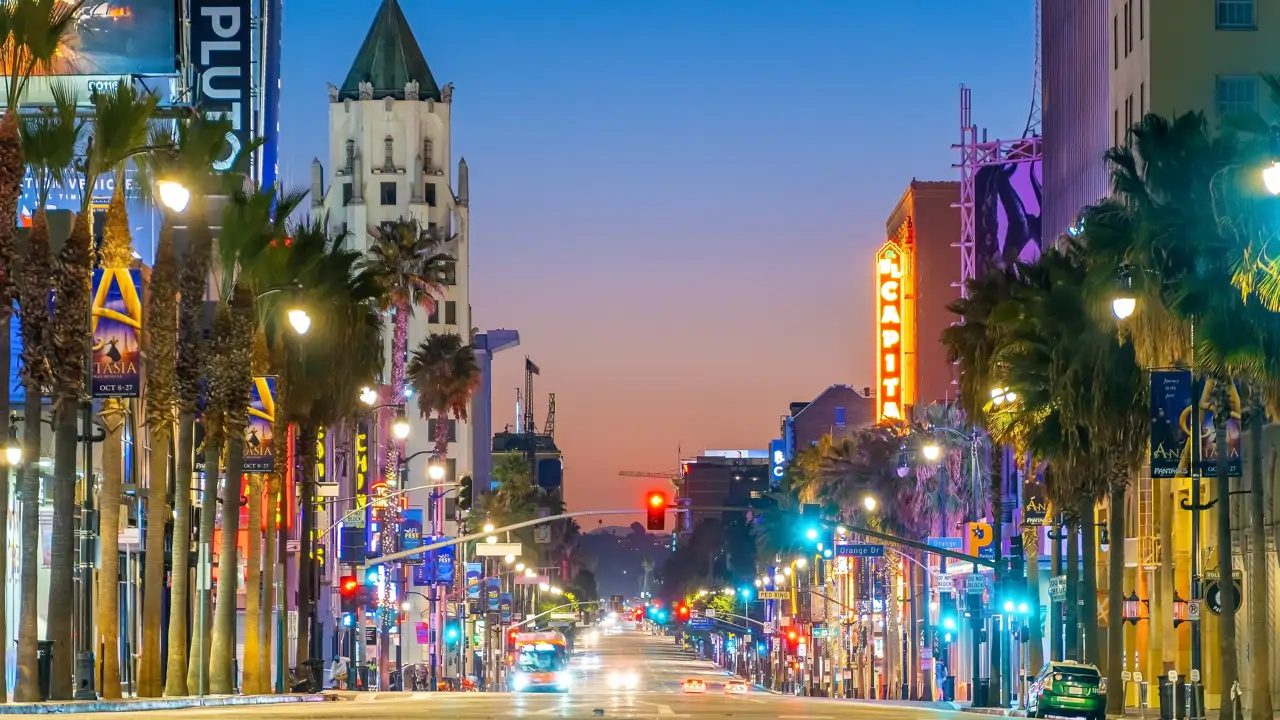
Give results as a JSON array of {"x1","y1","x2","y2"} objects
[
  {"x1": 607, "y1": 671, "x2": 639, "y2": 690},
  {"x1": 1027, "y1": 661, "x2": 1106, "y2": 719},
  {"x1": 682, "y1": 679, "x2": 706, "y2": 694},
  {"x1": 724, "y1": 679, "x2": 750, "y2": 695}
]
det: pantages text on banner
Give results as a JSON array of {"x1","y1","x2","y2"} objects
[
  {"x1": 91, "y1": 268, "x2": 142, "y2": 397},
  {"x1": 1150, "y1": 369, "x2": 1193, "y2": 479},
  {"x1": 244, "y1": 376, "x2": 277, "y2": 472}
]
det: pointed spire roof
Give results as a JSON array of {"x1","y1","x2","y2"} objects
[{"x1": 339, "y1": 0, "x2": 441, "y2": 101}]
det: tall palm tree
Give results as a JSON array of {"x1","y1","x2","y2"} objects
[
  {"x1": 92, "y1": 80, "x2": 158, "y2": 700},
  {"x1": 13, "y1": 79, "x2": 79, "y2": 702},
  {"x1": 136, "y1": 214, "x2": 178, "y2": 698},
  {"x1": 405, "y1": 332, "x2": 481, "y2": 460}
]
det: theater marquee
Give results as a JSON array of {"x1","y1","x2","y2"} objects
[{"x1": 875, "y1": 242, "x2": 912, "y2": 421}]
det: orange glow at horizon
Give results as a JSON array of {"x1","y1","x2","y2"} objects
[{"x1": 875, "y1": 243, "x2": 909, "y2": 421}]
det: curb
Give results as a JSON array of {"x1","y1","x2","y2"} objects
[
  {"x1": 960, "y1": 708, "x2": 1027, "y2": 717},
  {"x1": 0, "y1": 694, "x2": 329, "y2": 715}
]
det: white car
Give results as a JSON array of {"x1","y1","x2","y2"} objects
[
  {"x1": 608, "y1": 671, "x2": 639, "y2": 690},
  {"x1": 724, "y1": 679, "x2": 750, "y2": 695},
  {"x1": 682, "y1": 679, "x2": 706, "y2": 694}
]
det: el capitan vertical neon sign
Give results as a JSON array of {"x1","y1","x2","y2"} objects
[{"x1": 876, "y1": 243, "x2": 906, "y2": 421}]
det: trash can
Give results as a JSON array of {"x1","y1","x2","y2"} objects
[
  {"x1": 1158, "y1": 676, "x2": 1176, "y2": 720},
  {"x1": 943, "y1": 676, "x2": 956, "y2": 702},
  {"x1": 974, "y1": 678, "x2": 991, "y2": 708},
  {"x1": 37, "y1": 640, "x2": 53, "y2": 701}
]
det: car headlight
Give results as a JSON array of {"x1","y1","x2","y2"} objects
[
  {"x1": 513, "y1": 673, "x2": 529, "y2": 691},
  {"x1": 556, "y1": 672, "x2": 571, "y2": 687}
]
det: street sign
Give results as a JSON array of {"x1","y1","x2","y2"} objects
[
  {"x1": 927, "y1": 537, "x2": 964, "y2": 550},
  {"x1": 317, "y1": 482, "x2": 340, "y2": 498},
  {"x1": 967, "y1": 522, "x2": 994, "y2": 560},
  {"x1": 1048, "y1": 575, "x2": 1066, "y2": 602},
  {"x1": 835, "y1": 543, "x2": 885, "y2": 558},
  {"x1": 1203, "y1": 568, "x2": 1242, "y2": 582},
  {"x1": 704, "y1": 609, "x2": 717, "y2": 619},
  {"x1": 688, "y1": 617, "x2": 713, "y2": 631},
  {"x1": 966, "y1": 575, "x2": 987, "y2": 594},
  {"x1": 1206, "y1": 580, "x2": 1243, "y2": 616},
  {"x1": 758, "y1": 590, "x2": 789, "y2": 600},
  {"x1": 550, "y1": 612, "x2": 578, "y2": 620},
  {"x1": 811, "y1": 627, "x2": 831, "y2": 638},
  {"x1": 934, "y1": 573, "x2": 955, "y2": 593},
  {"x1": 474, "y1": 542, "x2": 523, "y2": 557},
  {"x1": 763, "y1": 622, "x2": 774, "y2": 634},
  {"x1": 1187, "y1": 600, "x2": 1202, "y2": 621}
]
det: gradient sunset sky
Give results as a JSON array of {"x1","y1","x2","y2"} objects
[{"x1": 281, "y1": 0, "x2": 1034, "y2": 525}]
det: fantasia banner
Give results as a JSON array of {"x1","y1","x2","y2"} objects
[
  {"x1": 1150, "y1": 370, "x2": 1193, "y2": 478},
  {"x1": 90, "y1": 268, "x2": 142, "y2": 397},
  {"x1": 244, "y1": 376, "x2": 277, "y2": 472}
]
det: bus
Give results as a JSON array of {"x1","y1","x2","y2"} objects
[{"x1": 508, "y1": 631, "x2": 571, "y2": 693}]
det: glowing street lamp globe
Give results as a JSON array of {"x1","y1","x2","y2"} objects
[
  {"x1": 157, "y1": 180, "x2": 191, "y2": 213},
  {"x1": 287, "y1": 308, "x2": 311, "y2": 335},
  {"x1": 922, "y1": 444, "x2": 941, "y2": 461},
  {"x1": 428, "y1": 463, "x2": 445, "y2": 481},
  {"x1": 392, "y1": 413, "x2": 411, "y2": 440}
]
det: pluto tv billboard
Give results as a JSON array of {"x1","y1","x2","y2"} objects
[
  {"x1": 974, "y1": 155, "x2": 1043, "y2": 271},
  {"x1": 43, "y1": 1, "x2": 177, "y2": 77}
]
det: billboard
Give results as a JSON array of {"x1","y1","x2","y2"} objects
[
  {"x1": 90, "y1": 268, "x2": 142, "y2": 397},
  {"x1": 974, "y1": 157, "x2": 1043, "y2": 270},
  {"x1": 875, "y1": 242, "x2": 912, "y2": 421},
  {"x1": 18, "y1": 170, "x2": 160, "y2": 263},
  {"x1": 191, "y1": 0, "x2": 253, "y2": 172},
  {"x1": 34, "y1": 2, "x2": 176, "y2": 78}
]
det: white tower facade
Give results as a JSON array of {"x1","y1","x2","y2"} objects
[{"x1": 319, "y1": 0, "x2": 471, "y2": 669}]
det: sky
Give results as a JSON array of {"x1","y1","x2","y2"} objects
[{"x1": 280, "y1": 0, "x2": 1034, "y2": 525}]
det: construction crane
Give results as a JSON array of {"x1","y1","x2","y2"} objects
[
  {"x1": 618, "y1": 470, "x2": 678, "y2": 479},
  {"x1": 524, "y1": 357, "x2": 540, "y2": 480},
  {"x1": 544, "y1": 393, "x2": 555, "y2": 438}
]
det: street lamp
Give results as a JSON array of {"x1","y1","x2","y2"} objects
[
  {"x1": 504, "y1": 554, "x2": 516, "y2": 564},
  {"x1": 483, "y1": 523, "x2": 495, "y2": 534},
  {"x1": 485, "y1": 535, "x2": 498, "y2": 545},
  {"x1": 863, "y1": 495, "x2": 877, "y2": 512},
  {"x1": 5, "y1": 417, "x2": 20, "y2": 466},
  {"x1": 157, "y1": 180, "x2": 190, "y2": 212},
  {"x1": 922, "y1": 443, "x2": 941, "y2": 462},
  {"x1": 794, "y1": 557, "x2": 807, "y2": 569},
  {"x1": 359, "y1": 386, "x2": 378, "y2": 405},
  {"x1": 287, "y1": 308, "x2": 311, "y2": 335},
  {"x1": 1112, "y1": 266, "x2": 1136, "y2": 320},
  {"x1": 428, "y1": 463, "x2": 445, "y2": 481},
  {"x1": 990, "y1": 386, "x2": 1017, "y2": 406},
  {"x1": 516, "y1": 562, "x2": 526, "y2": 572},
  {"x1": 392, "y1": 411, "x2": 411, "y2": 440},
  {"x1": 1264, "y1": 125, "x2": 1280, "y2": 195}
]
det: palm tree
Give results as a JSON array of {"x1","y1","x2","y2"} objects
[
  {"x1": 91, "y1": 80, "x2": 158, "y2": 700},
  {"x1": 406, "y1": 333, "x2": 481, "y2": 461},
  {"x1": 242, "y1": 332, "x2": 270, "y2": 694},
  {"x1": 12, "y1": 79, "x2": 79, "y2": 703}
]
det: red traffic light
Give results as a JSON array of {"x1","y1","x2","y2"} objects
[
  {"x1": 339, "y1": 575, "x2": 358, "y2": 597},
  {"x1": 646, "y1": 491, "x2": 667, "y2": 530},
  {"x1": 787, "y1": 630, "x2": 797, "y2": 641},
  {"x1": 648, "y1": 492, "x2": 665, "y2": 508},
  {"x1": 678, "y1": 605, "x2": 690, "y2": 618}
]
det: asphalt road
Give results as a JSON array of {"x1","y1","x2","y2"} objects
[{"x1": 70, "y1": 626, "x2": 978, "y2": 719}]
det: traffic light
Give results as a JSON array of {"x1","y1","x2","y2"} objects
[
  {"x1": 458, "y1": 475, "x2": 473, "y2": 511},
  {"x1": 444, "y1": 623, "x2": 461, "y2": 646},
  {"x1": 646, "y1": 491, "x2": 667, "y2": 530},
  {"x1": 507, "y1": 628, "x2": 519, "y2": 649},
  {"x1": 341, "y1": 613, "x2": 355, "y2": 628},
  {"x1": 339, "y1": 575, "x2": 358, "y2": 613},
  {"x1": 784, "y1": 629, "x2": 799, "y2": 654},
  {"x1": 365, "y1": 567, "x2": 380, "y2": 585},
  {"x1": 677, "y1": 604, "x2": 690, "y2": 621}
]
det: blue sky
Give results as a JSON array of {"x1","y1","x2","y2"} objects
[{"x1": 278, "y1": 0, "x2": 1034, "y2": 517}]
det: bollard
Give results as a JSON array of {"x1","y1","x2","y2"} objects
[
  {"x1": 73, "y1": 651, "x2": 97, "y2": 700},
  {"x1": 1139, "y1": 681, "x2": 1149, "y2": 719}
]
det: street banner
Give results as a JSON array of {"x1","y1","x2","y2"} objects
[
  {"x1": 402, "y1": 509, "x2": 424, "y2": 567},
  {"x1": 1022, "y1": 471, "x2": 1048, "y2": 526},
  {"x1": 434, "y1": 542, "x2": 455, "y2": 585},
  {"x1": 499, "y1": 593, "x2": 513, "y2": 622},
  {"x1": 415, "y1": 622, "x2": 429, "y2": 644},
  {"x1": 466, "y1": 563, "x2": 482, "y2": 599},
  {"x1": 244, "y1": 376, "x2": 277, "y2": 472},
  {"x1": 191, "y1": 0, "x2": 253, "y2": 173},
  {"x1": 1195, "y1": 377, "x2": 1242, "y2": 478},
  {"x1": 1150, "y1": 369, "x2": 1193, "y2": 478},
  {"x1": 486, "y1": 578, "x2": 500, "y2": 611},
  {"x1": 193, "y1": 380, "x2": 208, "y2": 476},
  {"x1": 90, "y1": 268, "x2": 142, "y2": 397},
  {"x1": 352, "y1": 420, "x2": 369, "y2": 529}
]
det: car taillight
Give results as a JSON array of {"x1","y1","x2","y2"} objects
[
  {"x1": 1054, "y1": 673, "x2": 1063, "y2": 681},
  {"x1": 1098, "y1": 678, "x2": 1107, "y2": 695}
]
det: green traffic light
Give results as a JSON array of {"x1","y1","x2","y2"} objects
[
  {"x1": 805, "y1": 528, "x2": 818, "y2": 541},
  {"x1": 942, "y1": 617, "x2": 956, "y2": 631}
]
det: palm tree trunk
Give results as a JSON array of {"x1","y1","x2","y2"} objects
[
  {"x1": 14, "y1": 390, "x2": 41, "y2": 702},
  {"x1": 243, "y1": 476, "x2": 262, "y2": 694},
  {"x1": 210, "y1": 435, "x2": 244, "y2": 694},
  {"x1": 1050, "y1": 518, "x2": 1062, "y2": 662},
  {"x1": 164, "y1": 411, "x2": 195, "y2": 697},
  {"x1": 295, "y1": 425, "x2": 316, "y2": 670},
  {"x1": 920, "y1": 554, "x2": 933, "y2": 700},
  {"x1": 1246, "y1": 404, "x2": 1273, "y2": 720},
  {"x1": 47, "y1": 401, "x2": 78, "y2": 700},
  {"x1": 989, "y1": 447, "x2": 1004, "y2": 704},
  {"x1": 1066, "y1": 519, "x2": 1080, "y2": 661},
  {"x1": 1024, "y1": 528, "x2": 1043, "y2": 673},
  {"x1": 187, "y1": 432, "x2": 221, "y2": 693},
  {"x1": 95, "y1": 401, "x2": 126, "y2": 698},
  {"x1": 139, "y1": 424, "x2": 171, "y2": 697},
  {"x1": 1105, "y1": 481, "x2": 1126, "y2": 715},
  {"x1": 1212, "y1": 384, "x2": 1239, "y2": 719},
  {"x1": 1158, "y1": 471, "x2": 1176, "y2": 677},
  {"x1": 1079, "y1": 496, "x2": 1099, "y2": 666},
  {"x1": 261, "y1": 477, "x2": 278, "y2": 694}
]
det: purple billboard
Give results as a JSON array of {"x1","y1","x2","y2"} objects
[{"x1": 974, "y1": 156, "x2": 1043, "y2": 270}]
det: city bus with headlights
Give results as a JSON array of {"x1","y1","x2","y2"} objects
[{"x1": 509, "y1": 631, "x2": 571, "y2": 693}]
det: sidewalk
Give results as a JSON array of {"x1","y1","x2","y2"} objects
[
  {"x1": 0, "y1": 693, "x2": 329, "y2": 715},
  {"x1": 961, "y1": 706, "x2": 1228, "y2": 718}
]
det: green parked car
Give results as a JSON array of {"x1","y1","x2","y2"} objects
[{"x1": 1027, "y1": 661, "x2": 1107, "y2": 719}]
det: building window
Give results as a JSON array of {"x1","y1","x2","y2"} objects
[
  {"x1": 1124, "y1": 2, "x2": 1131, "y2": 56},
  {"x1": 1139, "y1": 0, "x2": 1144, "y2": 39},
  {"x1": 1113, "y1": 15, "x2": 1118, "y2": 69},
  {"x1": 380, "y1": 181, "x2": 397, "y2": 206},
  {"x1": 428, "y1": 221, "x2": 440, "y2": 239},
  {"x1": 1126, "y1": 93, "x2": 1133, "y2": 129},
  {"x1": 1216, "y1": 0, "x2": 1256, "y2": 29},
  {"x1": 425, "y1": 183, "x2": 437, "y2": 206},
  {"x1": 444, "y1": 300, "x2": 457, "y2": 325},
  {"x1": 1114, "y1": 108, "x2": 1119, "y2": 147},
  {"x1": 437, "y1": 260, "x2": 457, "y2": 286},
  {"x1": 1139, "y1": 81, "x2": 1145, "y2": 117},
  {"x1": 834, "y1": 406, "x2": 846, "y2": 428},
  {"x1": 342, "y1": 182, "x2": 353, "y2": 206},
  {"x1": 1216, "y1": 75, "x2": 1258, "y2": 117},
  {"x1": 427, "y1": 418, "x2": 458, "y2": 443},
  {"x1": 428, "y1": 304, "x2": 440, "y2": 323}
]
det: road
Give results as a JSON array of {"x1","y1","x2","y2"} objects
[{"x1": 71, "y1": 627, "x2": 977, "y2": 719}]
